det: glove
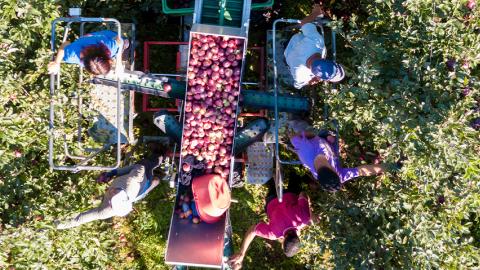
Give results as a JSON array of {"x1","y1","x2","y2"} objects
[{"x1": 48, "y1": 62, "x2": 60, "y2": 75}]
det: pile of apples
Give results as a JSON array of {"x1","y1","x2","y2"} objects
[{"x1": 181, "y1": 33, "x2": 244, "y2": 179}]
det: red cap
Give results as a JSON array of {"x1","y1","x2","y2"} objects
[{"x1": 192, "y1": 174, "x2": 231, "y2": 223}]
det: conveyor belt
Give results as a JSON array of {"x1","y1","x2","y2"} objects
[{"x1": 91, "y1": 72, "x2": 310, "y2": 113}]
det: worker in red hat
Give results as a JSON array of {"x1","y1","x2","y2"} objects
[
  {"x1": 228, "y1": 177, "x2": 315, "y2": 269},
  {"x1": 192, "y1": 174, "x2": 231, "y2": 223}
]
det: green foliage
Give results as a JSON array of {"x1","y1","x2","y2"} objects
[
  {"x1": 296, "y1": 0, "x2": 480, "y2": 268},
  {"x1": 0, "y1": 1, "x2": 128, "y2": 269}
]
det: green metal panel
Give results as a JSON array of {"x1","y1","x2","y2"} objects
[
  {"x1": 162, "y1": 0, "x2": 274, "y2": 17},
  {"x1": 233, "y1": 118, "x2": 269, "y2": 154},
  {"x1": 241, "y1": 90, "x2": 310, "y2": 112},
  {"x1": 153, "y1": 111, "x2": 183, "y2": 144},
  {"x1": 251, "y1": 0, "x2": 274, "y2": 9},
  {"x1": 161, "y1": 0, "x2": 195, "y2": 15}
]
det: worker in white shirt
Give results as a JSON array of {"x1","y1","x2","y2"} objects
[{"x1": 284, "y1": 4, "x2": 345, "y2": 89}]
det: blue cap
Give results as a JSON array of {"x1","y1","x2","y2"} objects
[{"x1": 311, "y1": 59, "x2": 345, "y2": 82}]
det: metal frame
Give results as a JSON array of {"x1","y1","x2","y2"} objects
[
  {"x1": 49, "y1": 17, "x2": 123, "y2": 172},
  {"x1": 165, "y1": 2, "x2": 253, "y2": 267},
  {"x1": 272, "y1": 18, "x2": 337, "y2": 201},
  {"x1": 193, "y1": 0, "x2": 251, "y2": 34},
  {"x1": 141, "y1": 30, "x2": 263, "y2": 192},
  {"x1": 240, "y1": 46, "x2": 267, "y2": 117},
  {"x1": 177, "y1": 25, "x2": 249, "y2": 194},
  {"x1": 142, "y1": 136, "x2": 178, "y2": 188}
]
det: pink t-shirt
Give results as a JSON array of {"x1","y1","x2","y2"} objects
[{"x1": 254, "y1": 193, "x2": 311, "y2": 240}]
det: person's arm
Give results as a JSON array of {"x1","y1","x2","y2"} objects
[
  {"x1": 114, "y1": 34, "x2": 124, "y2": 74},
  {"x1": 97, "y1": 164, "x2": 137, "y2": 184},
  {"x1": 357, "y1": 164, "x2": 386, "y2": 177},
  {"x1": 298, "y1": 192, "x2": 309, "y2": 203},
  {"x1": 133, "y1": 177, "x2": 160, "y2": 202},
  {"x1": 308, "y1": 76, "x2": 321, "y2": 86},
  {"x1": 142, "y1": 177, "x2": 160, "y2": 196},
  {"x1": 228, "y1": 224, "x2": 257, "y2": 269},
  {"x1": 115, "y1": 35, "x2": 122, "y2": 45},
  {"x1": 48, "y1": 41, "x2": 70, "y2": 74},
  {"x1": 300, "y1": 4, "x2": 325, "y2": 26},
  {"x1": 114, "y1": 165, "x2": 137, "y2": 177},
  {"x1": 289, "y1": 130, "x2": 318, "y2": 140}
]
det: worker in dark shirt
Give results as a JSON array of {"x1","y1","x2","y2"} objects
[{"x1": 56, "y1": 154, "x2": 163, "y2": 229}]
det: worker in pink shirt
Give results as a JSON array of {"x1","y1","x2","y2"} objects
[{"x1": 228, "y1": 177, "x2": 315, "y2": 269}]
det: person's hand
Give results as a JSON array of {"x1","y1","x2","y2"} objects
[
  {"x1": 311, "y1": 213, "x2": 321, "y2": 225},
  {"x1": 299, "y1": 191, "x2": 309, "y2": 201},
  {"x1": 311, "y1": 3, "x2": 325, "y2": 17},
  {"x1": 228, "y1": 253, "x2": 245, "y2": 270},
  {"x1": 326, "y1": 135, "x2": 336, "y2": 145},
  {"x1": 309, "y1": 77, "x2": 321, "y2": 86},
  {"x1": 152, "y1": 177, "x2": 161, "y2": 188},
  {"x1": 48, "y1": 61, "x2": 60, "y2": 74},
  {"x1": 96, "y1": 172, "x2": 115, "y2": 184}
]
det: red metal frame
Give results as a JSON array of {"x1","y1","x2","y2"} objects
[
  {"x1": 238, "y1": 46, "x2": 267, "y2": 163},
  {"x1": 142, "y1": 41, "x2": 188, "y2": 113}
]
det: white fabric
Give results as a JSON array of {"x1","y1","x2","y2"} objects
[
  {"x1": 111, "y1": 190, "x2": 133, "y2": 217},
  {"x1": 284, "y1": 23, "x2": 326, "y2": 89}
]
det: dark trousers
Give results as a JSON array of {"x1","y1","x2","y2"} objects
[{"x1": 138, "y1": 154, "x2": 163, "y2": 181}]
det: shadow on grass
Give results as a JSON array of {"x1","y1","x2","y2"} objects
[{"x1": 125, "y1": 180, "x2": 176, "y2": 270}]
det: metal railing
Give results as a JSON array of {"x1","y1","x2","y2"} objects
[
  {"x1": 49, "y1": 17, "x2": 123, "y2": 172},
  {"x1": 272, "y1": 18, "x2": 337, "y2": 201}
]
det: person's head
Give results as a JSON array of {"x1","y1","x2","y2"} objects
[
  {"x1": 81, "y1": 44, "x2": 112, "y2": 75},
  {"x1": 311, "y1": 59, "x2": 345, "y2": 83},
  {"x1": 316, "y1": 166, "x2": 342, "y2": 192},
  {"x1": 282, "y1": 229, "x2": 301, "y2": 257}
]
